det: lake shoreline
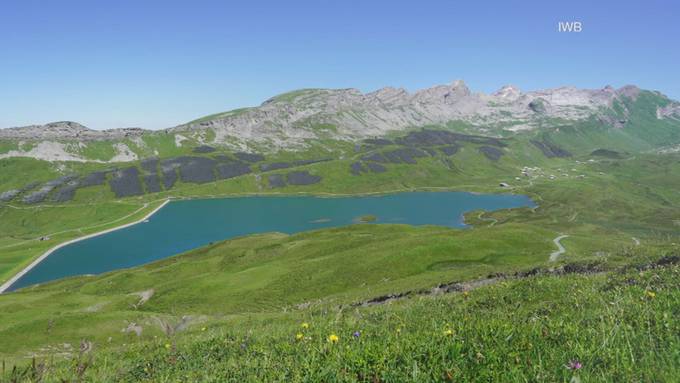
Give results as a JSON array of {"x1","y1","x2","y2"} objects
[
  {"x1": 164, "y1": 185, "x2": 525, "y2": 200},
  {"x1": 2, "y1": 189, "x2": 536, "y2": 292},
  {"x1": 0, "y1": 199, "x2": 171, "y2": 294}
]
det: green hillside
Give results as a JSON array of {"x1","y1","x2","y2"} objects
[
  {"x1": 1, "y1": 93, "x2": 680, "y2": 381},
  {"x1": 1, "y1": 148, "x2": 680, "y2": 379},
  {"x1": 0, "y1": 235, "x2": 678, "y2": 381},
  {"x1": 3, "y1": 130, "x2": 680, "y2": 286}
]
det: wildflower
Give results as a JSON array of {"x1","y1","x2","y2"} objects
[
  {"x1": 295, "y1": 333, "x2": 304, "y2": 341},
  {"x1": 353, "y1": 331, "x2": 361, "y2": 338},
  {"x1": 566, "y1": 360, "x2": 582, "y2": 370},
  {"x1": 646, "y1": 291, "x2": 656, "y2": 299},
  {"x1": 396, "y1": 328, "x2": 402, "y2": 334},
  {"x1": 164, "y1": 343, "x2": 171, "y2": 349},
  {"x1": 328, "y1": 334, "x2": 339, "y2": 343},
  {"x1": 301, "y1": 322, "x2": 309, "y2": 329},
  {"x1": 444, "y1": 329, "x2": 454, "y2": 336},
  {"x1": 201, "y1": 327, "x2": 207, "y2": 332},
  {"x1": 463, "y1": 291, "x2": 469, "y2": 298}
]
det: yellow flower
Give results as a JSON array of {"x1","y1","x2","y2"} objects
[
  {"x1": 646, "y1": 291, "x2": 656, "y2": 298},
  {"x1": 444, "y1": 329, "x2": 454, "y2": 336},
  {"x1": 463, "y1": 291, "x2": 469, "y2": 297},
  {"x1": 301, "y1": 322, "x2": 309, "y2": 329},
  {"x1": 396, "y1": 328, "x2": 402, "y2": 334},
  {"x1": 295, "y1": 333, "x2": 304, "y2": 341},
  {"x1": 328, "y1": 334, "x2": 339, "y2": 343},
  {"x1": 201, "y1": 327, "x2": 207, "y2": 332},
  {"x1": 164, "y1": 343, "x2": 171, "y2": 349}
]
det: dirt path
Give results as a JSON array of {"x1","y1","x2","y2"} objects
[
  {"x1": 0, "y1": 199, "x2": 169, "y2": 251},
  {"x1": 0, "y1": 199, "x2": 171, "y2": 294},
  {"x1": 477, "y1": 211, "x2": 498, "y2": 227},
  {"x1": 344, "y1": 255, "x2": 679, "y2": 309},
  {"x1": 549, "y1": 235, "x2": 569, "y2": 262},
  {"x1": 2, "y1": 199, "x2": 140, "y2": 210}
]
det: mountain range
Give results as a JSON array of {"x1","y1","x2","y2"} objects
[{"x1": 1, "y1": 80, "x2": 680, "y2": 162}]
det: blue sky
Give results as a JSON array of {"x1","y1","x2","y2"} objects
[{"x1": 1, "y1": 0, "x2": 678, "y2": 130}]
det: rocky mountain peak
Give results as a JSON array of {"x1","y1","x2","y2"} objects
[
  {"x1": 449, "y1": 79, "x2": 471, "y2": 97},
  {"x1": 0, "y1": 121, "x2": 147, "y2": 141},
  {"x1": 367, "y1": 86, "x2": 409, "y2": 106},
  {"x1": 493, "y1": 85, "x2": 522, "y2": 100},
  {"x1": 44, "y1": 121, "x2": 90, "y2": 131},
  {"x1": 3, "y1": 80, "x2": 676, "y2": 157},
  {"x1": 412, "y1": 80, "x2": 470, "y2": 104},
  {"x1": 0, "y1": 121, "x2": 91, "y2": 140},
  {"x1": 164, "y1": 81, "x2": 676, "y2": 150},
  {"x1": 617, "y1": 85, "x2": 641, "y2": 99}
]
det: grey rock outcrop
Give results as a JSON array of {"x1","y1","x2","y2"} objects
[
  {"x1": 171, "y1": 81, "x2": 648, "y2": 148},
  {"x1": 657, "y1": 103, "x2": 680, "y2": 120},
  {"x1": 0, "y1": 121, "x2": 146, "y2": 141},
  {"x1": 1, "y1": 80, "x2": 674, "y2": 158}
]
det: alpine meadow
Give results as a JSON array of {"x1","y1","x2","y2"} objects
[{"x1": 0, "y1": 78, "x2": 679, "y2": 382}]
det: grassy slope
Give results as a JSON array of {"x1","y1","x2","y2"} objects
[
  {"x1": 0, "y1": 224, "x2": 551, "y2": 354},
  {"x1": 97, "y1": 260, "x2": 680, "y2": 382},
  {"x1": 0, "y1": 199, "x2": 167, "y2": 283},
  {"x1": 0, "y1": 148, "x2": 679, "y2": 360},
  {"x1": 2, "y1": 138, "x2": 680, "y2": 284},
  {"x1": 185, "y1": 108, "x2": 252, "y2": 125},
  {"x1": 1, "y1": 98, "x2": 680, "y2": 379},
  {"x1": 0, "y1": 158, "x2": 61, "y2": 190},
  {"x1": 2, "y1": 249, "x2": 679, "y2": 382},
  {"x1": 0, "y1": 140, "x2": 19, "y2": 154}
]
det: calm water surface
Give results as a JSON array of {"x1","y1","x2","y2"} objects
[{"x1": 9, "y1": 192, "x2": 534, "y2": 290}]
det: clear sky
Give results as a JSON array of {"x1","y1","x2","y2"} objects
[{"x1": 1, "y1": 0, "x2": 678, "y2": 130}]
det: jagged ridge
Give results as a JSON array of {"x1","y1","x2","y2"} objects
[{"x1": 1, "y1": 81, "x2": 679, "y2": 160}]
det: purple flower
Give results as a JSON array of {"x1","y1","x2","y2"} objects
[
  {"x1": 567, "y1": 360, "x2": 582, "y2": 370},
  {"x1": 352, "y1": 331, "x2": 361, "y2": 338}
]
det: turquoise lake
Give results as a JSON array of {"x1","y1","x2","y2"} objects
[{"x1": 8, "y1": 192, "x2": 534, "y2": 290}]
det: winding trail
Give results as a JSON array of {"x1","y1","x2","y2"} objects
[
  {"x1": 0, "y1": 200, "x2": 161, "y2": 251},
  {"x1": 549, "y1": 235, "x2": 569, "y2": 262},
  {"x1": 0, "y1": 199, "x2": 171, "y2": 294},
  {"x1": 477, "y1": 211, "x2": 498, "y2": 227},
  {"x1": 345, "y1": 256, "x2": 679, "y2": 310},
  {"x1": 2, "y1": 199, "x2": 140, "y2": 210}
]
